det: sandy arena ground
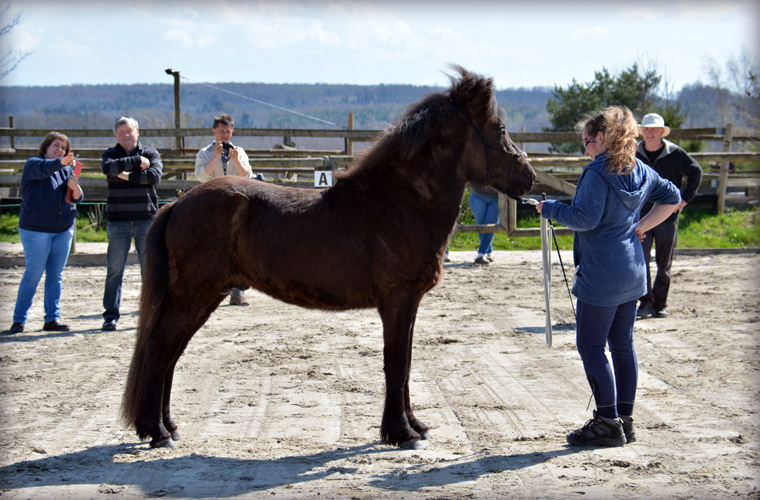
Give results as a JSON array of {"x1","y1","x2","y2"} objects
[{"x1": 0, "y1": 243, "x2": 758, "y2": 499}]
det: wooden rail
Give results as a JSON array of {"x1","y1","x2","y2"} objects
[{"x1": 1, "y1": 122, "x2": 757, "y2": 236}]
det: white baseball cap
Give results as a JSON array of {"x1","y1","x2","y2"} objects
[{"x1": 638, "y1": 113, "x2": 671, "y2": 137}]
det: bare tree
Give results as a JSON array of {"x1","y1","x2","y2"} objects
[
  {"x1": 726, "y1": 48, "x2": 759, "y2": 128},
  {"x1": 701, "y1": 54, "x2": 732, "y2": 124},
  {"x1": 702, "y1": 48, "x2": 760, "y2": 128},
  {"x1": 0, "y1": 5, "x2": 30, "y2": 80}
]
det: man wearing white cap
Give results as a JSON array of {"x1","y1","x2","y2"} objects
[{"x1": 635, "y1": 113, "x2": 703, "y2": 319}]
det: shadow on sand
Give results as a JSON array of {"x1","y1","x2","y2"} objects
[{"x1": 0, "y1": 441, "x2": 580, "y2": 497}]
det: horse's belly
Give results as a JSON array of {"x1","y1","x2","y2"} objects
[{"x1": 250, "y1": 278, "x2": 375, "y2": 311}]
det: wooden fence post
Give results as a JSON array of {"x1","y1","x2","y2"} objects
[
  {"x1": 502, "y1": 194, "x2": 516, "y2": 236},
  {"x1": 717, "y1": 123, "x2": 734, "y2": 213},
  {"x1": 172, "y1": 71, "x2": 182, "y2": 151},
  {"x1": 70, "y1": 226, "x2": 77, "y2": 254},
  {"x1": 8, "y1": 116, "x2": 14, "y2": 149},
  {"x1": 345, "y1": 112, "x2": 354, "y2": 155}
]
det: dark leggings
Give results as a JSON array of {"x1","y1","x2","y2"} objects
[{"x1": 575, "y1": 299, "x2": 638, "y2": 419}]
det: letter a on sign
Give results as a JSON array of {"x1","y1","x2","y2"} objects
[{"x1": 315, "y1": 170, "x2": 333, "y2": 187}]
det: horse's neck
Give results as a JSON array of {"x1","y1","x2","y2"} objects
[
  {"x1": 381, "y1": 161, "x2": 467, "y2": 235},
  {"x1": 339, "y1": 153, "x2": 468, "y2": 225}
]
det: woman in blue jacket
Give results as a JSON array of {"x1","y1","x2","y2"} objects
[
  {"x1": 6, "y1": 132, "x2": 83, "y2": 335},
  {"x1": 536, "y1": 107, "x2": 680, "y2": 447}
]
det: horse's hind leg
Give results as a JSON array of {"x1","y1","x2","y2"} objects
[
  {"x1": 135, "y1": 297, "x2": 223, "y2": 448},
  {"x1": 162, "y1": 362, "x2": 181, "y2": 442}
]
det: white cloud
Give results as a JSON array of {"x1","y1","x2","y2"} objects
[
  {"x1": 245, "y1": 18, "x2": 341, "y2": 49},
  {"x1": 368, "y1": 19, "x2": 415, "y2": 48},
  {"x1": 569, "y1": 26, "x2": 609, "y2": 41},
  {"x1": 672, "y1": 0, "x2": 743, "y2": 19},
  {"x1": 47, "y1": 38, "x2": 97, "y2": 59},
  {"x1": 425, "y1": 26, "x2": 461, "y2": 42},
  {"x1": 195, "y1": 36, "x2": 215, "y2": 49},
  {"x1": 162, "y1": 29, "x2": 215, "y2": 49},
  {"x1": 2, "y1": 0, "x2": 756, "y2": 89},
  {"x1": 163, "y1": 29, "x2": 193, "y2": 48},
  {"x1": 626, "y1": 6, "x2": 661, "y2": 21},
  {"x1": 10, "y1": 29, "x2": 42, "y2": 54}
]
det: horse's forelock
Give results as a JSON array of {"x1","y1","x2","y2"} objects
[{"x1": 447, "y1": 68, "x2": 495, "y2": 121}]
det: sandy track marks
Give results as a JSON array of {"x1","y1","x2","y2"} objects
[{"x1": 2, "y1": 251, "x2": 759, "y2": 499}]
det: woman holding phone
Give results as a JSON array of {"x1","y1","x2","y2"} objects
[{"x1": 5, "y1": 132, "x2": 83, "y2": 335}]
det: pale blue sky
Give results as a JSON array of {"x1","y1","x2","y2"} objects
[{"x1": 2, "y1": 0, "x2": 758, "y2": 91}]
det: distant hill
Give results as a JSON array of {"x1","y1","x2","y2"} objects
[
  {"x1": 0, "y1": 81, "x2": 753, "y2": 152},
  {"x1": 0, "y1": 82, "x2": 553, "y2": 128},
  {"x1": 0, "y1": 82, "x2": 553, "y2": 151}
]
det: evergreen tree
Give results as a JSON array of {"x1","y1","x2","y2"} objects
[{"x1": 545, "y1": 64, "x2": 661, "y2": 154}]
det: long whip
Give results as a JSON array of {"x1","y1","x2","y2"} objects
[
  {"x1": 522, "y1": 195, "x2": 577, "y2": 346},
  {"x1": 540, "y1": 192, "x2": 575, "y2": 320}
]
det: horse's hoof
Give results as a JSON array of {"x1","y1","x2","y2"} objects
[
  {"x1": 400, "y1": 438, "x2": 426, "y2": 450},
  {"x1": 171, "y1": 430, "x2": 182, "y2": 441},
  {"x1": 150, "y1": 437, "x2": 176, "y2": 449},
  {"x1": 419, "y1": 431, "x2": 431, "y2": 440}
]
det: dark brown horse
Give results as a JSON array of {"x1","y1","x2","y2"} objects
[{"x1": 122, "y1": 66, "x2": 535, "y2": 449}]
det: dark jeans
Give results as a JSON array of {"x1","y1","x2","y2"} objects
[
  {"x1": 640, "y1": 217, "x2": 678, "y2": 311},
  {"x1": 103, "y1": 220, "x2": 150, "y2": 321},
  {"x1": 575, "y1": 299, "x2": 638, "y2": 419}
]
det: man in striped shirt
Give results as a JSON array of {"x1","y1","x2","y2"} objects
[{"x1": 100, "y1": 116, "x2": 162, "y2": 331}]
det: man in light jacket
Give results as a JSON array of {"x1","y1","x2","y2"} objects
[{"x1": 194, "y1": 113, "x2": 253, "y2": 305}]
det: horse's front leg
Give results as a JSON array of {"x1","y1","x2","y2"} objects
[
  {"x1": 404, "y1": 315, "x2": 430, "y2": 440},
  {"x1": 379, "y1": 294, "x2": 424, "y2": 449}
]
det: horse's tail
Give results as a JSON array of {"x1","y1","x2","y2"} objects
[{"x1": 121, "y1": 202, "x2": 174, "y2": 430}]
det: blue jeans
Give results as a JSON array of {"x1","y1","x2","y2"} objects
[
  {"x1": 13, "y1": 225, "x2": 74, "y2": 324},
  {"x1": 469, "y1": 191, "x2": 499, "y2": 255},
  {"x1": 575, "y1": 299, "x2": 638, "y2": 419},
  {"x1": 103, "y1": 220, "x2": 150, "y2": 321}
]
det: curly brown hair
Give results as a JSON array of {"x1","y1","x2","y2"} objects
[{"x1": 575, "y1": 106, "x2": 638, "y2": 175}]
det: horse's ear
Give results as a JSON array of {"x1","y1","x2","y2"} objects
[{"x1": 448, "y1": 66, "x2": 494, "y2": 116}]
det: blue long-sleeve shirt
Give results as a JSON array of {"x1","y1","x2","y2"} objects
[
  {"x1": 19, "y1": 156, "x2": 83, "y2": 233},
  {"x1": 541, "y1": 153, "x2": 681, "y2": 306}
]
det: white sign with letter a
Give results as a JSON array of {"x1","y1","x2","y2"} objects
[{"x1": 315, "y1": 169, "x2": 333, "y2": 188}]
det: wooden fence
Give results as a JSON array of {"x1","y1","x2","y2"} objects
[{"x1": 1, "y1": 119, "x2": 758, "y2": 237}]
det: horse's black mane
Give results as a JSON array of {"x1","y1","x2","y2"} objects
[{"x1": 341, "y1": 66, "x2": 495, "y2": 178}]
